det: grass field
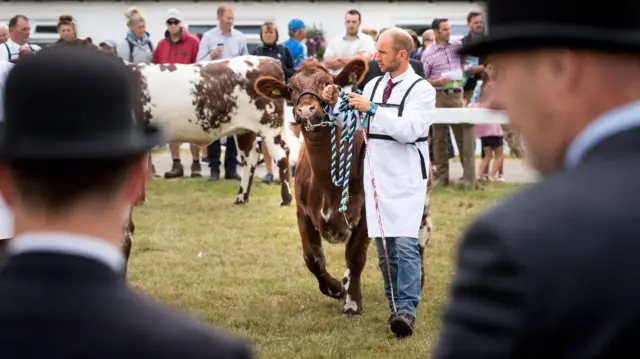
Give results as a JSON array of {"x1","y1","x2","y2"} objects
[{"x1": 127, "y1": 179, "x2": 524, "y2": 358}]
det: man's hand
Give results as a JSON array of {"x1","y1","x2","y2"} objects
[
  {"x1": 347, "y1": 92, "x2": 371, "y2": 113},
  {"x1": 210, "y1": 46, "x2": 224, "y2": 60},
  {"x1": 321, "y1": 85, "x2": 339, "y2": 107},
  {"x1": 438, "y1": 77, "x2": 451, "y2": 86},
  {"x1": 470, "y1": 65, "x2": 485, "y2": 74}
]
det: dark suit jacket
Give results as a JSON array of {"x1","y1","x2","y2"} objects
[
  {"x1": 0, "y1": 252, "x2": 254, "y2": 358},
  {"x1": 433, "y1": 127, "x2": 640, "y2": 358},
  {"x1": 360, "y1": 58, "x2": 426, "y2": 88}
]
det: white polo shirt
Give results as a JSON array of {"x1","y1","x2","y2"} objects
[
  {"x1": 0, "y1": 61, "x2": 13, "y2": 239},
  {"x1": 324, "y1": 32, "x2": 376, "y2": 74},
  {"x1": 0, "y1": 39, "x2": 41, "y2": 62}
]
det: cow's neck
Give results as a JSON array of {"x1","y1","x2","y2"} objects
[{"x1": 304, "y1": 130, "x2": 343, "y2": 194}]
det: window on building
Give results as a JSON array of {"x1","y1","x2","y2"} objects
[
  {"x1": 396, "y1": 23, "x2": 469, "y2": 39},
  {"x1": 34, "y1": 25, "x2": 58, "y2": 34}
]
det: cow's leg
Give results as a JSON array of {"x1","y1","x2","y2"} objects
[
  {"x1": 263, "y1": 131, "x2": 292, "y2": 206},
  {"x1": 342, "y1": 217, "x2": 370, "y2": 316},
  {"x1": 234, "y1": 132, "x2": 259, "y2": 205},
  {"x1": 298, "y1": 208, "x2": 345, "y2": 299},
  {"x1": 417, "y1": 166, "x2": 434, "y2": 290},
  {"x1": 122, "y1": 208, "x2": 134, "y2": 275}
]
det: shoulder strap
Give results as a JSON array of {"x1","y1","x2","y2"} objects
[
  {"x1": 398, "y1": 78, "x2": 424, "y2": 116},
  {"x1": 128, "y1": 40, "x2": 134, "y2": 62},
  {"x1": 368, "y1": 76, "x2": 384, "y2": 101},
  {"x1": 4, "y1": 43, "x2": 11, "y2": 60},
  {"x1": 147, "y1": 42, "x2": 154, "y2": 52}
]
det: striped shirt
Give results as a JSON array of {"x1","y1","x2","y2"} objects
[{"x1": 420, "y1": 40, "x2": 463, "y2": 89}]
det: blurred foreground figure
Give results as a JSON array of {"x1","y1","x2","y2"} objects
[
  {"x1": 434, "y1": 0, "x2": 640, "y2": 358},
  {"x1": 0, "y1": 46, "x2": 253, "y2": 359}
]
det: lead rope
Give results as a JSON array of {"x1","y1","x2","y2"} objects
[
  {"x1": 324, "y1": 75, "x2": 397, "y2": 314},
  {"x1": 324, "y1": 88, "x2": 358, "y2": 215}
]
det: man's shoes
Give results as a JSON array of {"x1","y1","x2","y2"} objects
[
  {"x1": 387, "y1": 313, "x2": 397, "y2": 325},
  {"x1": 191, "y1": 161, "x2": 202, "y2": 178},
  {"x1": 390, "y1": 313, "x2": 415, "y2": 338},
  {"x1": 224, "y1": 172, "x2": 241, "y2": 181},
  {"x1": 164, "y1": 161, "x2": 184, "y2": 179},
  {"x1": 209, "y1": 171, "x2": 220, "y2": 181}
]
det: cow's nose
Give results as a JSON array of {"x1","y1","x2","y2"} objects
[{"x1": 296, "y1": 105, "x2": 316, "y2": 118}]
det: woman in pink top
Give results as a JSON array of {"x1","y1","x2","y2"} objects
[{"x1": 470, "y1": 61, "x2": 504, "y2": 181}]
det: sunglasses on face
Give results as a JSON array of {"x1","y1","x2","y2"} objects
[{"x1": 167, "y1": 20, "x2": 180, "y2": 25}]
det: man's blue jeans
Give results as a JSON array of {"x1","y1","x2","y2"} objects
[{"x1": 375, "y1": 236, "x2": 421, "y2": 317}]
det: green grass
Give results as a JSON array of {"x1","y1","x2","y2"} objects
[{"x1": 127, "y1": 179, "x2": 524, "y2": 358}]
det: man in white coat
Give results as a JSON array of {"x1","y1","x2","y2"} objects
[
  {"x1": 0, "y1": 15, "x2": 41, "y2": 62},
  {"x1": 322, "y1": 27, "x2": 435, "y2": 338},
  {"x1": 0, "y1": 60, "x2": 14, "y2": 263}
]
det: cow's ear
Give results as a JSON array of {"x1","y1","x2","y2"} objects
[
  {"x1": 333, "y1": 56, "x2": 369, "y2": 87},
  {"x1": 254, "y1": 76, "x2": 291, "y2": 100}
]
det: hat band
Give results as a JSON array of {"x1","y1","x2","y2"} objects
[{"x1": 489, "y1": 23, "x2": 640, "y2": 43}]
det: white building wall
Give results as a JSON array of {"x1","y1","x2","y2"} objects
[{"x1": 1, "y1": 1, "x2": 484, "y2": 48}]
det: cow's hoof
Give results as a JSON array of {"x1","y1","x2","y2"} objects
[
  {"x1": 234, "y1": 200, "x2": 247, "y2": 205},
  {"x1": 342, "y1": 308, "x2": 361, "y2": 317},
  {"x1": 280, "y1": 200, "x2": 292, "y2": 206}
]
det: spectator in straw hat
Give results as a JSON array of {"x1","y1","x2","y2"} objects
[
  {"x1": 435, "y1": 0, "x2": 640, "y2": 357},
  {"x1": 0, "y1": 46, "x2": 253, "y2": 358}
]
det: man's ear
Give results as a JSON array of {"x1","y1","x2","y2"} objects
[
  {"x1": 254, "y1": 76, "x2": 292, "y2": 100},
  {"x1": 333, "y1": 56, "x2": 369, "y2": 87}
]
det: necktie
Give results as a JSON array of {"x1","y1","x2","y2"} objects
[{"x1": 382, "y1": 78, "x2": 399, "y2": 104}]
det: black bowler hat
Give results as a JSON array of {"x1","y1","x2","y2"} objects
[
  {"x1": 0, "y1": 46, "x2": 166, "y2": 160},
  {"x1": 459, "y1": 0, "x2": 640, "y2": 57}
]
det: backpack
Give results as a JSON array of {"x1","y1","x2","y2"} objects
[{"x1": 127, "y1": 40, "x2": 154, "y2": 62}]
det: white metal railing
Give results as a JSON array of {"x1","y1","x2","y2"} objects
[
  {"x1": 284, "y1": 106, "x2": 509, "y2": 125},
  {"x1": 179, "y1": 108, "x2": 512, "y2": 155}
]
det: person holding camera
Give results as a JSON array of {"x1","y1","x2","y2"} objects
[{"x1": 195, "y1": 4, "x2": 248, "y2": 181}]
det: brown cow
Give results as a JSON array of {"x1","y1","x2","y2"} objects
[{"x1": 255, "y1": 57, "x2": 434, "y2": 316}]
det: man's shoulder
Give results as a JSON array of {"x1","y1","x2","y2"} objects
[
  {"x1": 475, "y1": 160, "x2": 640, "y2": 257},
  {"x1": 283, "y1": 39, "x2": 300, "y2": 50},
  {"x1": 231, "y1": 29, "x2": 247, "y2": 40},
  {"x1": 405, "y1": 73, "x2": 434, "y2": 95}
]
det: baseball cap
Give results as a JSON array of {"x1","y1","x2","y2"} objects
[
  {"x1": 288, "y1": 19, "x2": 306, "y2": 31},
  {"x1": 166, "y1": 9, "x2": 183, "y2": 23},
  {"x1": 99, "y1": 39, "x2": 118, "y2": 48}
]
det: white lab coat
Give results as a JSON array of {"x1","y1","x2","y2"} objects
[
  {"x1": 334, "y1": 66, "x2": 435, "y2": 238},
  {"x1": 0, "y1": 61, "x2": 13, "y2": 239}
]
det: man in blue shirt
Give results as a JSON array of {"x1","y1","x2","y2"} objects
[{"x1": 283, "y1": 19, "x2": 307, "y2": 67}]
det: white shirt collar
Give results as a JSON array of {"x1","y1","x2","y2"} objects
[
  {"x1": 565, "y1": 100, "x2": 640, "y2": 168},
  {"x1": 8, "y1": 231, "x2": 126, "y2": 272},
  {"x1": 384, "y1": 65, "x2": 415, "y2": 84}
]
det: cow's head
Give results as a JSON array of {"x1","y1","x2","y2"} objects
[{"x1": 254, "y1": 57, "x2": 368, "y2": 136}]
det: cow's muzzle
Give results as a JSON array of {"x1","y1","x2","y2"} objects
[{"x1": 295, "y1": 91, "x2": 332, "y2": 132}]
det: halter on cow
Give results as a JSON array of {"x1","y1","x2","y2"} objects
[{"x1": 255, "y1": 57, "x2": 433, "y2": 316}]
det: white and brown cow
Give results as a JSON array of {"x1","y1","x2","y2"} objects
[
  {"x1": 129, "y1": 56, "x2": 293, "y2": 205},
  {"x1": 122, "y1": 56, "x2": 294, "y2": 272}
]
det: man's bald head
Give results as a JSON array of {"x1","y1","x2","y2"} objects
[
  {"x1": 0, "y1": 25, "x2": 8, "y2": 44},
  {"x1": 378, "y1": 27, "x2": 414, "y2": 57}
]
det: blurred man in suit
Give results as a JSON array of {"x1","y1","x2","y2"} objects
[
  {"x1": 0, "y1": 46, "x2": 253, "y2": 359},
  {"x1": 434, "y1": 0, "x2": 640, "y2": 358}
]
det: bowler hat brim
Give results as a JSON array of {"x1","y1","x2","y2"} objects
[
  {"x1": 0, "y1": 123, "x2": 167, "y2": 160},
  {"x1": 458, "y1": 25, "x2": 640, "y2": 57}
]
